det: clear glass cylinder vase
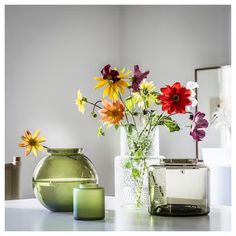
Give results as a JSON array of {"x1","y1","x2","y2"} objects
[
  {"x1": 120, "y1": 125, "x2": 159, "y2": 158},
  {"x1": 115, "y1": 125, "x2": 160, "y2": 208}
]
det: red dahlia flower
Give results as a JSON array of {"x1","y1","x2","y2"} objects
[{"x1": 158, "y1": 82, "x2": 192, "y2": 114}]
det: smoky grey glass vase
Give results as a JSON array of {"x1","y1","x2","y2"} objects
[{"x1": 148, "y1": 159, "x2": 210, "y2": 216}]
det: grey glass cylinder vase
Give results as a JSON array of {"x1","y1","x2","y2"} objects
[{"x1": 32, "y1": 148, "x2": 98, "y2": 212}]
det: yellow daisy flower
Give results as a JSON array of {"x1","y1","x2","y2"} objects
[
  {"x1": 75, "y1": 90, "x2": 86, "y2": 113},
  {"x1": 19, "y1": 130, "x2": 46, "y2": 157},
  {"x1": 95, "y1": 64, "x2": 131, "y2": 101}
]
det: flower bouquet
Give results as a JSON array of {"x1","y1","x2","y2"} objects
[{"x1": 76, "y1": 64, "x2": 208, "y2": 207}]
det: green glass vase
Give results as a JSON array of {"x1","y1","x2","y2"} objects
[{"x1": 32, "y1": 148, "x2": 98, "y2": 212}]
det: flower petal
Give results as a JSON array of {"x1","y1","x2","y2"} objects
[
  {"x1": 25, "y1": 130, "x2": 32, "y2": 139},
  {"x1": 19, "y1": 142, "x2": 28, "y2": 147},
  {"x1": 25, "y1": 146, "x2": 32, "y2": 156},
  {"x1": 33, "y1": 129, "x2": 41, "y2": 139},
  {"x1": 36, "y1": 144, "x2": 44, "y2": 151},
  {"x1": 103, "y1": 85, "x2": 110, "y2": 97},
  {"x1": 37, "y1": 137, "x2": 46, "y2": 143},
  {"x1": 118, "y1": 80, "x2": 128, "y2": 88},
  {"x1": 189, "y1": 97, "x2": 198, "y2": 107},
  {"x1": 94, "y1": 77, "x2": 103, "y2": 81},
  {"x1": 32, "y1": 147, "x2": 38, "y2": 157},
  {"x1": 95, "y1": 80, "x2": 107, "y2": 89},
  {"x1": 186, "y1": 81, "x2": 199, "y2": 90}
]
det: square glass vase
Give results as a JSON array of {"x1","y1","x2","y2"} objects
[{"x1": 148, "y1": 159, "x2": 210, "y2": 216}]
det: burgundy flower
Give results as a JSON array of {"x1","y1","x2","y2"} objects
[
  {"x1": 101, "y1": 64, "x2": 119, "y2": 83},
  {"x1": 190, "y1": 112, "x2": 209, "y2": 141},
  {"x1": 131, "y1": 65, "x2": 150, "y2": 92}
]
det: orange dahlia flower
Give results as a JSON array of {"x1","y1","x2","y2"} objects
[{"x1": 99, "y1": 100, "x2": 125, "y2": 125}]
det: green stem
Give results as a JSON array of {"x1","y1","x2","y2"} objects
[
  {"x1": 128, "y1": 87, "x2": 137, "y2": 128},
  {"x1": 92, "y1": 100, "x2": 102, "y2": 112},
  {"x1": 135, "y1": 159, "x2": 147, "y2": 208},
  {"x1": 86, "y1": 100, "x2": 102, "y2": 109}
]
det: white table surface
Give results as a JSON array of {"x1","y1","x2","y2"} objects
[{"x1": 5, "y1": 197, "x2": 231, "y2": 231}]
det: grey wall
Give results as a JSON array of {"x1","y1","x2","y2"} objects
[
  {"x1": 120, "y1": 5, "x2": 231, "y2": 158},
  {"x1": 5, "y1": 5, "x2": 231, "y2": 198}
]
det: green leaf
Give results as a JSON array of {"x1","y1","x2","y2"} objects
[
  {"x1": 125, "y1": 123, "x2": 135, "y2": 135},
  {"x1": 150, "y1": 114, "x2": 161, "y2": 126},
  {"x1": 97, "y1": 126, "x2": 105, "y2": 137},
  {"x1": 114, "y1": 124, "x2": 119, "y2": 130},
  {"x1": 132, "y1": 168, "x2": 140, "y2": 178},
  {"x1": 123, "y1": 160, "x2": 132, "y2": 169},
  {"x1": 125, "y1": 96, "x2": 137, "y2": 110},
  {"x1": 162, "y1": 117, "x2": 180, "y2": 132},
  {"x1": 134, "y1": 148, "x2": 143, "y2": 160},
  {"x1": 125, "y1": 97, "x2": 133, "y2": 110}
]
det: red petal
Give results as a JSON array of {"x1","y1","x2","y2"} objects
[
  {"x1": 172, "y1": 82, "x2": 181, "y2": 90},
  {"x1": 161, "y1": 86, "x2": 172, "y2": 95}
]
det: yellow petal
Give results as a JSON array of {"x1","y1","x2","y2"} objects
[
  {"x1": 120, "y1": 68, "x2": 125, "y2": 74},
  {"x1": 33, "y1": 129, "x2": 41, "y2": 139},
  {"x1": 118, "y1": 80, "x2": 128, "y2": 87},
  {"x1": 32, "y1": 147, "x2": 38, "y2": 157},
  {"x1": 21, "y1": 136, "x2": 29, "y2": 142},
  {"x1": 77, "y1": 90, "x2": 83, "y2": 100},
  {"x1": 94, "y1": 77, "x2": 103, "y2": 81},
  {"x1": 122, "y1": 70, "x2": 132, "y2": 78},
  {"x1": 36, "y1": 144, "x2": 44, "y2": 151},
  {"x1": 25, "y1": 146, "x2": 32, "y2": 156},
  {"x1": 94, "y1": 80, "x2": 107, "y2": 89},
  {"x1": 25, "y1": 130, "x2": 32, "y2": 139},
  {"x1": 78, "y1": 102, "x2": 85, "y2": 113},
  {"x1": 37, "y1": 137, "x2": 46, "y2": 143},
  {"x1": 110, "y1": 86, "x2": 118, "y2": 100},
  {"x1": 119, "y1": 86, "x2": 125, "y2": 94},
  {"x1": 103, "y1": 85, "x2": 110, "y2": 97}
]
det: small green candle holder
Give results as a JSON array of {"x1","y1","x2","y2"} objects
[{"x1": 73, "y1": 183, "x2": 105, "y2": 220}]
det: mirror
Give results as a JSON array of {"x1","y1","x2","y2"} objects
[{"x1": 195, "y1": 65, "x2": 231, "y2": 161}]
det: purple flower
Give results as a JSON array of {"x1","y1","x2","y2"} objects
[
  {"x1": 101, "y1": 64, "x2": 119, "y2": 83},
  {"x1": 131, "y1": 65, "x2": 150, "y2": 92},
  {"x1": 190, "y1": 112, "x2": 209, "y2": 141}
]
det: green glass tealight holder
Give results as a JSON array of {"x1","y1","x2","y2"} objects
[{"x1": 73, "y1": 183, "x2": 105, "y2": 220}]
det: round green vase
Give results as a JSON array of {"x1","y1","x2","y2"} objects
[{"x1": 32, "y1": 148, "x2": 98, "y2": 212}]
